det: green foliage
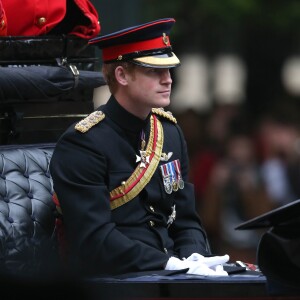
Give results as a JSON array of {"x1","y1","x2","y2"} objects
[{"x1": 143, "y1": 0, "x2": 300, "y2": 31}]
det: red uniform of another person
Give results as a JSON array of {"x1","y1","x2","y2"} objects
[{"x1": 0, "y1": 0, "x2": 100, "y2": 38}]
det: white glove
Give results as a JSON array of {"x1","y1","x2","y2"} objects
[
  {"x1": 185, "y1": 253, "x2": 229, "y2": 276},
  {"x1": 165, "y1": 254, "x2": 229, "y2": 276}
]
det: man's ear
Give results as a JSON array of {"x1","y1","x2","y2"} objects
[{"x1": 115, "y1": 66, "x2": 128, "y2": 86}]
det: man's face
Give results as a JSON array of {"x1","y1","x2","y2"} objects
[{"x1": 126, "y1": 65, "x2": 173, "y2": 110}]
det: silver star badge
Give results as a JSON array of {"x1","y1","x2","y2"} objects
[{"x1": 167, "y1": 204, "x2": 176, "y2": 227}]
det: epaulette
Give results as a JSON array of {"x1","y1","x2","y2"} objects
[
  {"x1": 152, "y1": 108, "x2": 177, "y2": 124},
  {"x1": 75, "y1": 110, "x2": 105, "y2": 133}
]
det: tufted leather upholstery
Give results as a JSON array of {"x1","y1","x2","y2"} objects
[{"x1": 0, "y1": 143, "x2": 58, "y2": 276}]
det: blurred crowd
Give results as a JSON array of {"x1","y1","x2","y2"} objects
[{"x1": 176, "y1": 103, "x2": 300, "y2": 263}]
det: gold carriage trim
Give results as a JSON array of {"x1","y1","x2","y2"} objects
[
  {"x1": 109, "y1": 115, "x2": 164, "y2": 210},
  {"x1": 152, "y1": 107, "x2": 177, "y2": 124},
  {"x1": 75, "y1": 110, "x2": 105, "y2": 133}
]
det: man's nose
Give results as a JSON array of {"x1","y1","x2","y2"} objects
[{"x1": 161, "y1": 69, "x2": 172, "y2": 84}]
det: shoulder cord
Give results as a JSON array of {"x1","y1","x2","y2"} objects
[{"x1": 110, "y1": 114, "x2": 164, "y2": 210}]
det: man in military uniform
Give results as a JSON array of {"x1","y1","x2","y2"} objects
[{"x1": 50, "y1": 18, "x2": 229, "y2": 277}]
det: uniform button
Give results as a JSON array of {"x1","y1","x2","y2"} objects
[
  {"x1": 149, "y1": 206, "x2": 155, "y2": 212},
  {"x1": 164, "y1": 248, "x2": 168, "y2": 254},
  {"x1": 0, "y1": 19, "x2": 5, "y2": 29},
  {"x1": 149, "y1": 220, "x2": 155, "y2": 227},
  {"x1": 37, "y1": 17, "x2": 47, "y2": 27}
]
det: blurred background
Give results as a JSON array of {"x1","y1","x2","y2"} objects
[{"x1": 91, "y1": 0, "x2": 300, "y2": 263}]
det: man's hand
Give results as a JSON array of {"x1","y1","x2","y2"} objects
[
  {"x1": 184, "y1": 253, "x2": 229, "y2": 276},
  {"x1": 165, "y1": 253, "x2": 229, "y2": 276}
]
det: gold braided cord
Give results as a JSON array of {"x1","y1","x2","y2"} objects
[
  {"x1": 151, "y1": 107, "x2": 177, "y2": 124},
  {"x1": 110, "y1": 115, "x2": 164, "y2": 210},
  {"x1": 75, "y1": 111, "x2": 105, "y2": 133}
]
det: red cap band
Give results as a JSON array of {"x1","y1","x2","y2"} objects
[{"x1": 102, "y1": 35, "x2": 171, "y2": 62}]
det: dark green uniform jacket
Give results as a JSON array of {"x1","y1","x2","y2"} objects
[{"x1": 50, "y1": 96, "x2": 210, "y2": 276}]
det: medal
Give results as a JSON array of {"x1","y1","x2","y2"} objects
[
  {"x1": 136, "y1": 130, "x2": 150, "y2": 168},
  {"x1": 174, "y1": 159, "x2": 184, "y2": 189},
  {"x1": 161, "y1": 160, "x2": 181, "y2": 193},
  {"x1": 169, "y1": 162, "x2": 178, "y2": 192},
  {"x1": 161, "y1": 164, "x2": 172, "y2": 194},
  {"x1": 164, "y1": 178, "x2": 173, "y2": 194},
  {"x1": 136, "y1": 150, "x2": 150, "y2": 168},
  {"x1": 178, "y1": 178, "x2": 184, "y2": 190},
  {"x1": 172, "y1": 181, "x2": 179, "y2": 192}
]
